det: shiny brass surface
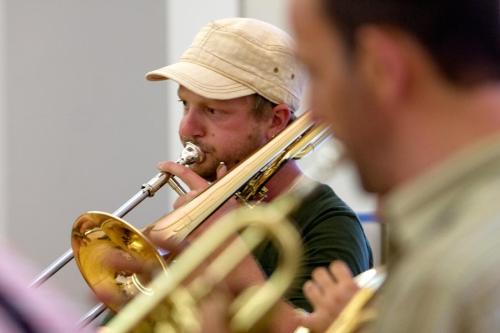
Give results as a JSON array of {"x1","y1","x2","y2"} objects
[
  {"x1": 71, "y1": 112, "x2": 330, "y2": 313},
  {"x1": 72, "y1": 212, "x2": 168, "y2": 312},
  {"x1": 104, "y1": 181, "x2": 312, "y2": 333}
]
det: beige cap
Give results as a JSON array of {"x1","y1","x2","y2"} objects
[{"x1": 146, "y1": 17, "x2": 305, "y2": 111}]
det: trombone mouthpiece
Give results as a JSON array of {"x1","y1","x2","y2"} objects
[{"x1": 178, "y1": 142, "x2": 205, "y2": 165}]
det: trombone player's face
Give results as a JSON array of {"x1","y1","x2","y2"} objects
[{"x1": 177, "y1": 86, "x2": 278, "y2": 181}]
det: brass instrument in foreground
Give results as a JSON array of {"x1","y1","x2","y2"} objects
[
  {"x1": 71, "y1": 112, "x2": 329, "y2": 320},
  {"x1": 103, "y1": 182, "x2": 320, "y2": 333}
]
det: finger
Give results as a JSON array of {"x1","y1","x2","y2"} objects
[
  {"x1": 216, "y1": 161, "x2": 228, "y2": 180},
  {"x1": 299, "y1": 310, "x2": 334, "y2": 333},
  {"x1": 329, "y1": 261, "x2": 354, "y2": 283},
  {"x1": 306, "y1": 278, "x2": 342, "y2": 316},
  {"x1": 149, "y1": 235, "x2": 190, "y2": 260},
  {"x1": 311, "y1": 266, "x2": 337, "y2": 293},
  {"x1": 329, "y1": 262, "x2": 359, "y2": 301},
  {"x1": 199, "y1": 283, "x2": 232, "y2": 333},
  {"x1": 303, "y1": 280, "x2": 325, "y2": 309},
  {"x1": 93, "y1": 286, "x2": 125, "y2": 309},
  {"x1": 173, "y1": 189, "x2": 200, "y2": 209},
  {"x1": 102, "y1": 249, "x2": 146, "y2": 274},
  {"x1": 157, "y1": 161, "x2": 208, "y2": 190},
  {"x1": 309, "y1": 266, "x2": 355, "y2": 315}
]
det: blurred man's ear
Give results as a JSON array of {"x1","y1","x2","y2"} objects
[
  {"x1": 355, "y1": 26, "x2": 409, "y2": 110},
  {"x1": 266, "y1": 104, "x2": 292, "y2": 140}
]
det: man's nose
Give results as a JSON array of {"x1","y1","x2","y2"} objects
[{"x1": 179, "y1": 108, "x2": 205, "y2": 138}]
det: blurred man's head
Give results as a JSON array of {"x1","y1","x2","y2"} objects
[
  {"x1": 146, "y1": 18, "x2": 305, "y2": 180},
  {"x1": 291, "y1": 0, "x2": 500, "y2": 194}
]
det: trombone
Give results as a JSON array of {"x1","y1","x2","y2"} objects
[
  {"x1": 34, "y1": 112, "x2": 330, "y2": 326},
  {"x1": 30, "y1": 142, "x2": 205, "y2": 323},
  {"x1": 102, "y1": 176, "x2": 320, "y2": 333},
  {"x1": 97, "y1": 125, "x2": 385, "y2": 333}
]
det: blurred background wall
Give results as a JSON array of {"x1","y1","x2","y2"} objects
[{"x1": 0, "y1": 0, "x2": 377, "y2": 323}]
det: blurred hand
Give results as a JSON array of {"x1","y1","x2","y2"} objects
[
  {"x1": 300, "y1": 261, "x2": 359, "y2": 333},
  {"x1": 96, "y1": 238, "x2": 234, "y2": 333},
  {"x1": 198, "y1": 283, "x2": 232, "y2": 333}
]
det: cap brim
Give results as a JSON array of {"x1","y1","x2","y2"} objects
[{"x1": 145, "y1": 62, "x2": 255, "y2": 100}]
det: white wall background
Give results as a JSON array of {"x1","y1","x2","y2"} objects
[
  {"x1": 1, "y1": 0, "x2": 170, "y2": 319},
  {"x1": 0, "y1": 0, "x2": 378, "y2": 324}
]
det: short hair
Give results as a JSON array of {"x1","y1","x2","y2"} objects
[
  {"x1": 252, "y1": 94, "x2": 297, "y2": 123},
  {"x1": 320, "y1": 0, "x2": 500, "y2": 85}
]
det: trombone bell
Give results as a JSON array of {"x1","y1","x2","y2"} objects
[
  {"x1": 30, "y1": 142, "x2": 203, "y2": 289},
  {"x1": 71, "y1": 212, "x2": 168, "y2": 312}
]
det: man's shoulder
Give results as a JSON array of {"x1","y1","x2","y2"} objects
[
  {"x1": 291, "y1": 181, "x2": 362, "y2": 232},
  {"x1": 301, "y1": 182, "x2": 357, "y2": 217}
]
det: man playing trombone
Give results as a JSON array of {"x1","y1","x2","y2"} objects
[{"x1": 104, "y1": 17, "x2": 372, "y2": 332}]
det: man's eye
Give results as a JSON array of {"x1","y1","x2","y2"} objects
[
  {"x1": 206, "y1": 108, "x2": 216, "y2": 114},
  {"x1": 178, "y1": 99, "x2": 188, "y2": 109}
]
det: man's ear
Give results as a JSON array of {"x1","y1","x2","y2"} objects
[
  {"x1": 355, "y1": 26, "x2": 409, "y2": 109},
  {"x1": 266, "y1": 104, "x2": 292, "y2": 140}
]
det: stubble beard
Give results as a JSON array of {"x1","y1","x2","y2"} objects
[{"x1": 183, "y1": 130, "x2": 267, "y2": 182}]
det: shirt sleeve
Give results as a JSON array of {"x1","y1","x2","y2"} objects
[
  {"x1": 252, "y1": 184, "x2": 373, "y2": 312},
  {"x1": 287, "y1": 213, "x2": 373, "y2": 311}
]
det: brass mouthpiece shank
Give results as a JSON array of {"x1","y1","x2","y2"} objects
[{"x1": 142, "y1": 142, "x2": 205, "y2": 196}]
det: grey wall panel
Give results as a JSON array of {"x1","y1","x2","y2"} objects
[{"x1": 4, "y1": 0, "x2": 168, "y2": 313}]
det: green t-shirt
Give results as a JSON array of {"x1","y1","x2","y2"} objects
[{"x1": 252, "y1": 183, "x2": 373, "y2": 311}]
